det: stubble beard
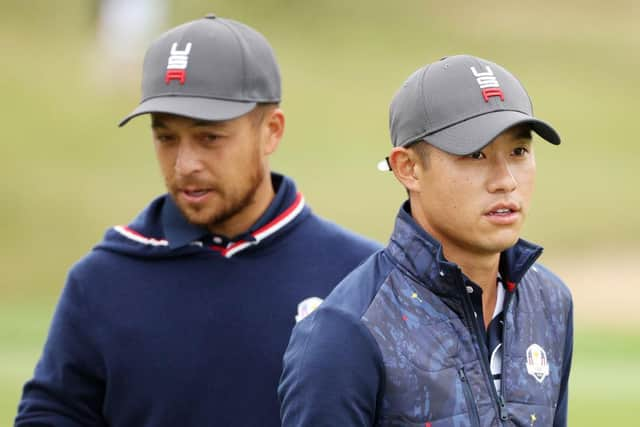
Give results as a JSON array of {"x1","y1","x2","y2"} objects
[
  {"x1": 171, "y1": 157, "x2": 266, "y2": 234},
  {"x1": 206, "y1": 167, "x2": 264, "y2": 231},
  {"x1": 183, "y1": 171, "x2": 264, "y2": 233}
]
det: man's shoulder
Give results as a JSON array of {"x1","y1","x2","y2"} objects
[
  {"x1": 314, "y1": 250, "x2": 393, "y2": 321},
  {"x1": 66, "y1": 244, "x2": 126, "y2": 284},
  {"x1": 521, "y1": 262, "x2": 573, "y2": 307},
  {"x1": 298, "y1": 211, "x2": 382, "y2": 252},
  {"x1": 64, "y1": 205, "x2": 168, "y2": 285},
  {"x1": 286, "y1": 252, "x2": 392, "y2": 366}
]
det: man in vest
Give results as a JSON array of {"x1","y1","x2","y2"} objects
[{"x1": 279, "y1": 55, "x2": 573, "y2": 427}]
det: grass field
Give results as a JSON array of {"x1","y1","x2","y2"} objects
[{"x1": 2, "y1": 0, "x2": 638, "y2": 424}]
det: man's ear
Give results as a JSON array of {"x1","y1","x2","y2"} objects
[
  {"x1": 263, "y1": 107, "x2": 285, "y2": 155},
  {"x1": 389, "y1": 146, "x2": 422, "y2": 192}
]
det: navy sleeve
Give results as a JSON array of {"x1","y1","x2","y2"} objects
[
  {"x1": 15, "y1": 273, "x2": 107, "y2": 427},
  {"x1": 279, "y1": 307, "x2": 384, "y2": 427},
  {"x1": 553, "y1": 299, "x2": 573, "y2": 427}
]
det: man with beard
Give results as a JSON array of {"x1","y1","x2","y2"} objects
[
  {"x1": 279, "y1": 55, "x2": 573, "y2": 426},
  {"x1": 15, "y1": 15, "x2": 380, "y2": 427}
]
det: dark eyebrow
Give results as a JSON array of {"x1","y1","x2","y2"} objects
[
  {"x1": 151, "y1": 117, "x2": 223, "y2": 129},
  {"x1": 151, "y1": 117, "x2": 166, "y2": 129},
  {"x1": 191, "y1": 120, "x2": 220, "y2": 127},
  {"x1": 515, "y1": 126, "x2": 533, "y2": 140}
]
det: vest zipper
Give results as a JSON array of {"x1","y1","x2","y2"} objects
[
  {"x1": 458, "y1": 367, "x2": 481, "y2": 427},
  {"x1": 458, "y1": 276, "x2": 508, "y2": 425},
  {"x1": 498, "y1": 290, "x2": 514, "y2": 422}
]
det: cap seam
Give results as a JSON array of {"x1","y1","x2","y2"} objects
[
  {"x1": 419, "y1": 65, "x2": 433, "y2": 136},
  {"x1": 218, "y1": 19, "x2": 248, "y2": 99},
  {"x1": 513, "y1": 75, "x2": 534, "y2": 114}
]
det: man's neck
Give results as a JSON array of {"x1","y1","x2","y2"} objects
[{"x1": 442, "y1": 246, "x2": 501, "y2": 328}]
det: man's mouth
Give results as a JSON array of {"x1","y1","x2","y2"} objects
[
  {"x1": 178, "y1": 187, "x2": 214, "y2": 203},
  {"x1": 488, "y1": 208, "x2": 514, "y2": 216},
  {"x1": 184, "y1": 189, "x2": 210, "y2": 197},
  {"x1": 484, "y1": 202, "x2": 521, "y2": 225}
]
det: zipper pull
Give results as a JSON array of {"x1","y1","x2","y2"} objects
[
  {"x1": 458, "y1": 367, "x2": 467, "y2": 381},
  {"x1": 498, "y1": 394, "x2": 508, "y2": 421}
]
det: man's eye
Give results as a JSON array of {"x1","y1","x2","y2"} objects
[
  {"x1": 466, "y1": 151, "x2": 485, "y2": 160},
  {"x1": 201, "y1": 133, "x2": 219, "y2": 143},
  {"x1": 513, "y1": 147, "x2": 529, "y2": 156},
  {"x1": 156, "y1": 134, "x2": 175, "y2": 143}
]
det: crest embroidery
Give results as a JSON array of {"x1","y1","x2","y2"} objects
[{"x1": 526, "y1": 344, "x2": 549, "y2": 383}]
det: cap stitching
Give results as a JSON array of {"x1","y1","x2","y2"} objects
[
  {"x1": 218, "y1": 19, "x2": 248, "y2": 100},
  {"x1": 418, "y1": 65, "x2": 432, "y2": 137}
]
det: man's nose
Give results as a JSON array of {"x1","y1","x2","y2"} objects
[
  {"x1": 174, "y1": 143, "x2": 203, "y2": 176},
  {"x1": 487, "y1": 157, "x2": 517, "y2": 193}
]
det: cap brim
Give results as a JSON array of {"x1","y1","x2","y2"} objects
[
  {"x1": 118, "y1": 96, "x2": 257, "y2": 127},
  {"x1": 424, "y1": 110, "x2": 561, "y2": 155}
]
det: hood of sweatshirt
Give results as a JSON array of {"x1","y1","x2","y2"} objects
[{"x1": 95, "y1": 173, "x2": 308, "y2": 259}]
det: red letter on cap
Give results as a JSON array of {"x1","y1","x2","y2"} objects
[
  {"x1": 482, "y1": 88, "x2": 504, "y2": 102},
  {"x1": 165, "y1": 70, "x2": 186, "y2": 85}
]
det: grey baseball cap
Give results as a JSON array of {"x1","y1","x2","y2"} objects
[
  {"x1": 119, "y1": 14, "x2": 280, "y2": 126},
  {"x1": 379, "y1": 55, "x2": 560, "y2": 170}
]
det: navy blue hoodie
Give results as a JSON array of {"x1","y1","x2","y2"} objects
[{"x1": 15, "y1": 174, "x2": 381, "y2": 427}]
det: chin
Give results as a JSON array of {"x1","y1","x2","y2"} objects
[
  {"x1": 493, "y1": 236, "x2": 521, "y2": 253},
  {"x1": 476, "y1": 232, "x2": 520, "y2": 254},
  {"x1": 183, "y1": 212, "x2": 214, "y2": 228},
  {"x1": 176, "y1": 204, "x2": 215, "y2": 227}
]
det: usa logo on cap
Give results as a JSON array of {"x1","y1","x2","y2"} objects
[
  {"x1": 470, "y1": 65, "x2": 505, "y2": 102},
  {"x1": 165, "y1": 42, "x2": 192, "y2": 85}
]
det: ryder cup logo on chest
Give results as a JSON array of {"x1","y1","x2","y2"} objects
[
  {"x1": 526, "y1": 344, "x2": 549, "y2": 383},
  {"x1": 165, "y1": 42, "x2": 192, "y2": 85},
  {"x1": 470, "y1": 65, "x2": 505, "y2": 102}
]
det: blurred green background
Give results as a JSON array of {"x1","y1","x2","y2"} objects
[{"x1": 1, "y1": 0, "x2": 638, "y2": 425}]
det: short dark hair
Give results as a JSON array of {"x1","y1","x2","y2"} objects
[
  {"x1": 399, "y1": 141, "x2": 431, "y2": 197},
  {"x1": 409, "y1": 141, "x2": 431, "y2": 168}
]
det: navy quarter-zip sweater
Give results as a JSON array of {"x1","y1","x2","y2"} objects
[{"x1": 16, "y1": 174, "x2": 381, "y2": 427}]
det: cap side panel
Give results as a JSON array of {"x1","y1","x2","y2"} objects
[
  {"x1": 419, "y1": 65, "x2": 431, "y2": 138},
  {"x1": 227, "y1": 21, "x2": 281, "y2": 102},
  {"x1": 219, "y1": 19, "x2": 248, "y2": 100}
]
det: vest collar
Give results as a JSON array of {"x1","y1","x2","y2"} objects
[{"x1": 387, "y1": 202, "x2": 543, "y2": 295}]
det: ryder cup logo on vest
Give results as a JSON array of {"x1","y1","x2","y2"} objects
[
  {"x1": 165, "y1": 42, "x2": 192, "y2": 85},
  {"x1": 526, "y1": 344, "x2": 549, "y2": 383},
  {"x1": 470, "y1": 65, "x2": 505, "y2": 102}
]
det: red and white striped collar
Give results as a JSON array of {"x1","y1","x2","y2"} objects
[
  {"x1": 209, "y1": 192, "x2": 305, "y2": 258},
  {"x1": 113, "y1": 225, "x2": 169, "y2": 247},
  {"x1": 113, "y1": 192, "x2": 306, "y2": 258}
]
